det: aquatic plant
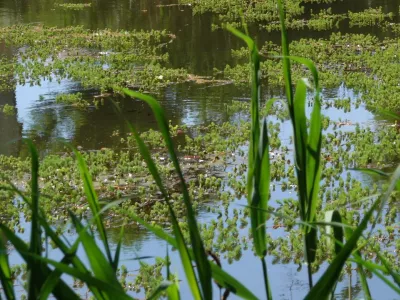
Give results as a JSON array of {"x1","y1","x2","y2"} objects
[{"x1": 55, "y1": 3, "x2": 92, "y2": 10}]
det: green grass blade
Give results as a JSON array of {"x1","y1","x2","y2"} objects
[
  {"x1": 0, "y1": 225, "x2": 80, "y2": 300},
  {"x1": 373, "y1": 249, "x2": 400, "y2": 288},
  {"x1": 4, "y1": 180, "x2": 107, "y2": 299},
  {"x1": 167, "y1": 282, "x2": 180, "y2": 300},
  {"x1": 0, "y1": 233, "x2": 15, "y2": 300},
  {"x1": 39, "y1": 242, "x2": 79, "y2": 300},
  {"x1": 69, "y1": 212, "x2": 123, "y2": 294},
  {"x1": 148, "y1": 281, "x2": 173, "y2": 300},
  {"x1": 292, "y1": 79, "x2": 308, "y2": 216},
  {"x1": 73, "y1": 149, "x2": 113, "y2": 265},
  {"x1": 210, "y1": 263, "x2": 258, "y2": 300},
  {"x1": 115, "y1": 109, "x2": 202, "y2": 300},
  {"x1": 25, "y1": 140, "x2": 43, "y2": 299},
  {"x1": 125, "y1": 211, "x2": 257, "y2": 299},
  {"x1": 305, "y1": 186, "x2": 387, "y2": 300},
  {"x1": 24, "y1": 253, "x2": 134, "y2": 300},
  {"x1": 225, "y1": 24, "x2": 260, "y2": 207},
  {"x1": 113, "y1": 225, "x2": 124, "y2": 272},
  {"x1": 122, "y1": 89, "x2": 211, "y2": 299},
  {"x1": 166, "y1": 246, "x2": 180, "y2": 300},
  {"x1": 324, "y1": 210, "x2": 343, "y2": 256},
  {"x1": 226, "y1": 25, "x2": 271, "y2": 300},
  {"x1": 350, "y1": 257, "x2": 400, "y2": 295},
  {"x1": 343, "y1": 229, "x2": 372, "y2": 300},
  {"x1": 277, "y1": 0, "x2": 293, "y2": 110}
]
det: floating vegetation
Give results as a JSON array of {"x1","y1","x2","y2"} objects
[
  {"x1": 2, "y1": 104, "x2": 15, "y2": 116},
  {"x1": 55, "y1": 2, "x2": 92, "y2": 10},
  {"x1": 0, "y1": 25, "x2": 187, "y2": 94},
  {"x1": 55, "y1": 92, "x2": 89, "y2": 108}
]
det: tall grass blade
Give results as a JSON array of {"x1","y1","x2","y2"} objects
[
  {"x1": 343, "y1": 228, "x2": 371, "y2": 300},
  {"x1": 25, "y1": 140, "x2": 44, "y2": 299},
  {"x1": 4, "y1": 182, "x2": 106, "y2": 299},
  {"x1": 113, "y1": 225, "x2": 125, "y2": 271},
  {"x1": 122, "y1": 89, "x2": 212, "y2": 299},
  {"x1": 304, "y1": 197, "x2": 380, "y2": 299},
  {"x1": 73, "y1": 149, "x2": 113, "y2": 265},
  {"x1": 226, "y1": 24, "x2": 272, "y2": 300},
  {"x1": 24, "y1": 253, "x2": 134, "y2": 300},
  {"x1": 0, "y1": 233, "x2": 15, "y2": 300},
  {"x1": 0, "y1": 225, "x2": 80, "y2": 299},
  {"x1": 69, "y1": 212, "x2": 123, "y2": 294},
  {"x1": 350, "y1": 257, "x2": 400, "y2": 294},
  {"x1": 126, "y1": 211, "x2": 258, "y2": 299},
  {"x1": 306, "y1": 164, "x2": 400, "y2": 299},
  {"x1": 324, "y1": 210, "x2": 343, "y2": 256},
  {"x1": 148, "y1": 281, "x2": 174, "y2": 300},
  {"x1": 166, "y1": 246, "x2": 180, "y2": 300},
  {"x1": 39, "y1": 240, "x2": 79, "y2": 300},
  {"x1": 115, "y1": 111, "x2": 202, "y2": 300}
]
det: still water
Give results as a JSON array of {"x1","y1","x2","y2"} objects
[{"x1": 0, "y1": 0, "x2": 398, "y2": 299}]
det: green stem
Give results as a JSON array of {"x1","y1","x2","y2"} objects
[
  {"x1": 306, "y1": 250, "x2": 313, "y2": 290},
  {"x1": 261, "y1": 257, "x2": 272, "y2": 300}
]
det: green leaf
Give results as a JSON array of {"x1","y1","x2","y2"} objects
[
  {"x1": 343, "y1": 227, "x2": 371, "y2": 300},
  {"x1": 69, "y1": 212, "x2": 124, "y2": 294},
  {"x1": 0, "y1": 233, "x2": 15, "y2": 300},
  {"x1": 26, "y1": 140, "x2": 43, "y2": 299},
  {"x1": 115, "y1": 109, "x2": 201, "y2": 300},
  {"x1": 0, "y1": 225, "x2": 80, "y2": 300},
  {"x1": 73, "y1": 149, "x2": 113, "y2": 265},
  {"x1": 125, "y1": 211, "x2": 258, "y2": 300},
  {"x1": 148, "y1": 281, "x2": 174, "y2": 300},
  {"x1": 306, "y1": 163, "x2": 400, "y2": 299},
  {"x1": 324, "y1": 210, "x2": 343, "y2": 255},
  {"x1": 113, "y1": 225, "x2": 124, "y2": 271},
  {"x1": 24, "y1": 253, "x2": 134, "y2": 300},
  {"x1": 122, "y1": 90, "x2": 211, "y2": 299}
]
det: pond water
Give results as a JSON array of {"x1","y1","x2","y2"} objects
[{"x1": 0, "y1": 0, "x2": 399, "y2": 299}]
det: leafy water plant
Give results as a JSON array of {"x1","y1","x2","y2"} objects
[{"x1": 55, "y1": 3, "x2": 92, "y2": 10}]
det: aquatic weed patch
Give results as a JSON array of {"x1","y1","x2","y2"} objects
[
  {"x1": 181, "y1": 0, "x2": 394, "y2": 32},
  {"x1": 0, "y1": 25, "x2": 187, "y2": 93},
  {"x1": 55, "y1": 2, "x2": 92, "y2": 10},
  {"x1": 221, "y1": 32, "x2": 400, "y2": 111}
]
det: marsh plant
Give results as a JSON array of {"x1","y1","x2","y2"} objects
[{"x1": 0, "y1": 2, "x2": 399, "y2": 300}]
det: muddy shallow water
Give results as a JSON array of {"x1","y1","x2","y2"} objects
[{"x1": 0, "y1": 0, "x2": 399, "y2": 299}]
